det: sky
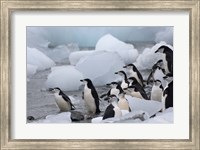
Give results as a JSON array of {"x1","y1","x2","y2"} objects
[{"x1": 27, "y1": 26, "x2": 173, "y2": 48}]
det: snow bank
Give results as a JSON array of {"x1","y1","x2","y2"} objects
[
  {"x1": 69, "y1": 50, "x2": 94, "y2": 65},
  {"x1": 34, "y1": 112, "x2": 72, "y2": 123},
  {"x1": 95, "y1": 34, "x2": 139, "y2": 64},
  {"x1": 27, "y1": 47, "x2": 55, "y2": 71},
  {"x1": 46, "y1": 66, "x2": 84, "y2": 91},
  {"x1": 135, "y1": 42, "x2": 173, "y2": 70},
  {"x1": 76, "y1": 51, "x2": 125, "y2": 86},
  {"x1": 155, "y1": 28, "x2": 173, "y2": 45}
]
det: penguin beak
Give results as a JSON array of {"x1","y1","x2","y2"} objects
[
  {"x1": 48, "y1": 88, "x2": 55, "y2": 93},
  {"x1": 106, "y1": 83, "x2": 111, "y2": 86},
  {"x1": 80, "y1": 79, "x2": 84, "y2": 82},
  {"x1": 114, "y1": 72, "x2": 118, "y2": 74}
]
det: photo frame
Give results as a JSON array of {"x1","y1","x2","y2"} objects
[{"x1": 0, "y1": 0, "x2": 199, "y2": 149}]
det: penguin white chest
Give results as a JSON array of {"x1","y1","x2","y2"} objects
[
  {"x1": 112, "y1": 102, "x2": 122, "y2": 118},
  {"x1": 154, "y1": 69, "x2": 166, "y2": 87},
  {"x1": 54, "y1": 93, "x2": 71, "y2": 112},
  {"x1": 121, "y1": 80, "x2": 128, "y2": 89},
  {"x1": 83, "y1": 86, "x2": 96, "y2": 114},
  {"x1": 118, "y1": 98, "x2": 129, "y2": 111},
  {"x1": 110, "y1": 88, "x2": 120, "y2": 97},
  {"x1": 151, "y1": 85, "x2": 162, "y2": 101}
]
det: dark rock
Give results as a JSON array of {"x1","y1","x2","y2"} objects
[
  {"x1": 27, "y1": 116, "x2": 35, "y2": 121},
  {"x1": 70, "y1": 111, "x2": 84, "y2": 121}
]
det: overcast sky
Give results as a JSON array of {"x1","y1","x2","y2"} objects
[{"x1": 27, "y1": 26, "x2": 173, "y2": 47}]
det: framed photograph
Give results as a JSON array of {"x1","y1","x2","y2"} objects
[{"x1": 1, "y1": 0, "x2": 199, "y2": 149}]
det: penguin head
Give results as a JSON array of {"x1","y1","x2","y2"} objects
[
  {"x1": 155, "y1": 45, "x2": 172, "y2": 54},
  {"x1": 107, "y1": 82, "x2": 119, "y2": 88},
  {"x1": 49, "y1": 87, "x2": 61, "y2": 93},
  {"x1": 154, "y1": 59, "x2": 164, "y2": 69},
  {"x1": 115, "y1": 70, "x2": 126, "y2": 77},
  {"x1": 124, "y1": 64, "x2": 138, "y2": 72},
  {"x1": 108, "y1": 94, "x2": 119, "y2": 103},
  {"x1": 80, "y1": 78, "x2": 92, "y2": 85},
  {"x1": 154, "y1": 80, "x2": 162, "y2": 86}
]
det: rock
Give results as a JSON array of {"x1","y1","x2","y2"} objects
[{"x1": 70, "y1": 111, "x2": 84, "y2": 121}]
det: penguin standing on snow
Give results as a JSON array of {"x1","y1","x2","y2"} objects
[
  {"x1": 150, "y1": 80, "x2": 163, "y2": 101},
  {"x1": 123, "y1": 64, "x2": 144, "y2": 87},
  {"x1": 117, "y1": 92, "x2": 131, "y2": 112},
  {"x1": 161, "y1": 74, "x2": 173, "y2": 111},
  {"x1": 124, "y1": 85, "x2": 149, "y2": 100},
  {"x1": 147, "y1": 60, "x2": 166, "y2": 87},
  {"x1": 155, "y1": 45, "x2": 173, "y2": 75},
  {"x1": 80, "y1": 78, "x2": 101, "y2": 115},
  {"x1": 115, "y1": 70, "x2": 129, "y2": 89},
  {"x1": 103, "y1": 95, "x2": 122, "y2": 120},
  {"x1": 50, "y1": 87, "x2": 75, "y2": 112},
  {"x1": 100, "y1": 82, "x2": 123, "y2": 99}
]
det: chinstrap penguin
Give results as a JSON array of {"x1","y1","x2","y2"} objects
[
  {"x1": 80, "y1": 78, "x2": 101, "y2": 115},
  {"x1": 50, "y1": 87, "x2": 75, "y2": 112},
  {"x1": 115, "y1": 70, "x2": 129, "y2": 89},
  {"x1": 150, "y1": 80, "x2": 163, "y2": 101}
]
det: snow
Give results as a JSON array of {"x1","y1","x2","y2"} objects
[
  {"x1": 75, "y1": 51, "x2": 125, "y2": 86},
  {"x1": 27, "y1": 47, "x2": 55, "y2": 71},
  {"x1": 34, "y1": 112, "x2": 72, "y2": 123},
  {"x1": 135, "y1": 41, "x2": 173, "y2": 70},
  {"x1": 69, "y1": 50, "x2": 94, "y2": 65},
  {"x1": 45, "y1": 66, "x2": 84, "y2": 91},
  {"x1": 95, "y1": 34, "x2": 139, "y2": 64},
  {"x1": 155, "y1": 28, "x2": 173, "y2": 45}
]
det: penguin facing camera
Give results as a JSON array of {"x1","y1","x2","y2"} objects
[
  {"x1": 117, "y1": 92, "x2": 131, "y2": 112},
  {"x1": 150, "y1": 80, "x2": 163, "y2": 102},
  {"x1": 102, "y1": 95, "x2": 122, "y2": 120}
]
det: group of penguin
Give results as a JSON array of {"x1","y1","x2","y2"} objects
[{"x1": 50, "y1": 45, "x2": 173, "y2": 121}]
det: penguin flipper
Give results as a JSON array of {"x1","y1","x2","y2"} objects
[{"x1": 103, "y1": 104, "x2": 114, "y2": 120}]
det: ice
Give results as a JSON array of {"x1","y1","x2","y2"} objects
[
  {"x1": 143, "y1": 108, "x2": 173, "y2": 123},
  {"x1": 34, "y1": 112, "x2": 72, "y2": 123},
  {"x1": 44, "y1": 44, "x2": 79, "y2": 62},
  {"x1": 135, "y1": 42, "x2": 173, "y2": 70},
  {"x1": 126, "y1": 95, "x2": 162, "y2": 117},
  {"x1": 27, "y1": 47, "x2": 55, "y2": 71},
  {"x1": 155, "y1": 28, "x2": 173, "y2": 45},
  {"x1": 95, "y1": 34, "x2": 139, "y2": 64},
  {"x1": 75, "y1": 51, "x2": 125, "y2": 86},
  {"x1": 69, "y1": 50, "x2": 94, "y2": 65},
  {"x1": 27, "y1": 64, "x2": 38, "y2": 77},
  {"x1": 45, "y1": 66, "x2": 84, "y2": 91}
]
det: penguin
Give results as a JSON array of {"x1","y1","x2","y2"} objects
[
  {"x1": 155, "y1": 45, "x2": 173, "y2": 75},
  {"x1": 115, "y1": 70, "x2": 129, "y2": 89},
  {"x1": 147, "y1": 60, "x2": 166, "y2": 87},
  {"x1": 124, "y1": 85, "x2": 149, "y2": 100},
  {"x1": 80, "y1": 78, "x2": 101, "y2": 115},
  {"x1": 50, "y1": 87, "x2": 75, "y2": 112},
  {"x1": 100, "y1": 82, "x2": 123, "y2": 99},
  {"x1": 150, "y1": 80, "x2": 163, "y2": 101},
  {"x1": 128, "y1": 77, "x2": 146, "y2": 94},
  {"x1": 123, "y1": 64, "x2": 144, "y2": 87},
  {"x1": 161, "y1": 74, "x2": 173, "y2": 112},
  {"x1": 117, "y1": 92, "x2": 131, "y2": 112},
  {"x1": 102, "y1": 95, "x2": 122, "y2": 120}
]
